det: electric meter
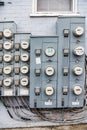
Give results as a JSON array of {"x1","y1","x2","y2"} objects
[
  {"x1": 20, "y1": 65, "x2": 29, "y2": 74},
  {"x1": 73, "y1": 85, "x2": 82, "y2": 95},
  {"x1": 45, "y1": 47, "x2": 55, "y2": 57},
  {"x1": 45, "y1": 86, "x2": 54, "y2": 96},
  {"x1": 21, "y1": 41, "x2": 29, "y2": 50},
  {"x1": 73, "y1": 46, "x2": 84, "y2": 56},
  {"x1": 3, "y1": 29, "x2": 13, "y2": 38},
  {"x1": 3, "y1": 77, "x2": 12, "y2": 87},
  {"x1": 3, "y1": 53, "x2": 12, "y2": 62},
  {"x1": 20, "y1": 77, "x2": 29, "y2": 86},
  {"x1": 73, "y1": 66, "x2": 83, "y2": 76},
  {"x1": 3, "y1": 41, "x2": 13, "y2": 50},
  {"x1": 20, "y1": 53, "x2": 29, "y2": 62},
  {"x1": 3, "y1": 66, "x2": 12, "y2": 74},
  {"x1": 45, "y1": 66, "x2": 55, "y2": 76},
  {"x1": 73, "y1": 27, "x2": 84, "y2": 37}
]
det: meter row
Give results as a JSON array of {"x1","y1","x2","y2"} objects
[
  {"x1": 0, "y1": 77, "x2": 29, "y2": 87},
  {"x1": 35, "y1": 85, "x2": 83, "y2": 96},
  {"x1": 0, "y1": 41, "x2": 30, "y2": 50},
  {"x1": 0, "y1": 53, "x2": 30, "y2": 62},
  {"x1": 35, "y1": 65, "x2": 84, "y2": 76},
  {"x1": 0, "y1": 65, "x2": 29, "y2": 75},
  {"x1": 36, "y1": 46, "x2": 84, "y2": 57}
]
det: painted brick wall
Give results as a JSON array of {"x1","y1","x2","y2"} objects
[
  {"x1": 0, "y1": 0, "x2": 87, "y2": 36},
  {"x1": 0, "y1": 0, "x2": 57, "y2": 35}
]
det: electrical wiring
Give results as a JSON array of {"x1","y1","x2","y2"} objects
[
  {"x1": 20, "y1": 96, "x2": 36, "y2": 114},
  {"x1": 17, "y1": 97, "x2": 86, "y2": 122},
  {"x1": 17, "y1": 97, "x2": 31, "y2": 116},
  {"x1": 15, "y1": 97, "x2": 33, "y2": 118},
  {"x1": 7, "y1": 97, "x2": 31, "y2": 121},
  {"x1": 0, "y1": 97, "x2": 22, "y2": 121},
  {"x1": 20, "y1": 96, "x2": 31, "y2": 111},
  {"x1": 1, "y1": 96, "x2": 87, "y2": 124},
  {"x1": 34, "y1": 107, "x2": 87, "y2": 124},
  {"x1": 10, "y1": 97, "x2": 31, "y2": 121}
]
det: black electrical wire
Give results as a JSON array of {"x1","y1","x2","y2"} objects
[
  {"x1": 1, "y1": 97, "x2": 23, "y2": 121},
  {"x1": 21, "y1": 96, "x2": 36, "y2": 114},
  {"x1": 8, "y1": 97, "x2": 31, "y2": 121},
  {"x1": 6, "y1": 97, "x2": 30, "y2": 121},
  {"x1": 0, "y1": 97, "x2": 13, "y2": 119},
  {"x1": 15, "y1": 97, "x2": 32, "y2": 119},
  {"x1": 2, "y1": 96, "x2": 87, "y2": 124},
  {"x1": 34, "y1": 107, "x2": 87, "y2": 123}
]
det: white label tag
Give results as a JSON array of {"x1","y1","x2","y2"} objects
[
  {"x1": 36, "y1": 57, "x2": 41, "y2": 64},
  {"x1": 45, "y1": 100, "x2": 52, "y2": 105},
  {"x1": 20, "y1": 88, "x2": 29, "y2": 96},
  {"x1": 4, "y1": 89, "x2": 13, "y2": 96},
  {"x1": 72, "y1": 102, "x2": 79, "y2": 106}
]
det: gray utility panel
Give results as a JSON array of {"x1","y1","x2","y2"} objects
[
  {"x1": 0, "y1": 21, "x2": 31, "y2": 97},
  {"x1": 30, "y1": 16, "x2": 85, "y2": 108}
]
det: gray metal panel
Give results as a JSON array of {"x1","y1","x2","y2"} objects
[
  {"x1": 30, "y1": 36, "x2": 58, "y2": 108},
  {"x1": 57, "y1": 16, "x2": 85, "y2": 108},
  {"x1": 57, "y1": 17, "x2": 70, "y2": 108},
  {"x1": 14, "y1": 33, "x2": 31, "y2": 96}
]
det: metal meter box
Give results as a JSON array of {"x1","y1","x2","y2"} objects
[
  {"x1": 0, "y1": 25, "x2": 31, "y2": 96},
  {"x1": 57, "y1": 16, "x2": 85, "y2": 108},
  {"x1": 30, "y1": 16, "x2": 85, "y2": 108},
  {"x1": 14, "y1": 33, "x2": 31, "y2": 96},
  {"x1": 0, "y1": 21, "x2": 16, "y2": 96},
  {"x1": 30, "y1": 36, "x2": 58, "y2": 108}
]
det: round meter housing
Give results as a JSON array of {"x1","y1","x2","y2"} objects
[
  {"x1": 21, "y1": 41, "x2": 29, "y2": 50},
  {"x1": 21, "y1": 53, "x2": 29, "y2": 62},
  {"x1": 3, "y1": 41, "x2": 13, "y2": 50},
  {"x1": 73, "y1": 66, "x2": 83, "y2": 76},
  {"x1": 3, "y1": 29, "x2": 13, "y2": 39},
  {"x1": 3, "y1": 53, "x2": 12, "y2": 62},
  {"x1": 4, "y1": 65, "x2": 12, "y2": 75},
  {"x1": 45, "y1": 86, "x2": 54, "y2": 96},
  {"x1": 20, "y1": 65, "x2": 29, "y2": 74},
  {"x1": 45, "y1": 66, "x2": 55, "y2": 76},
  {"x1": 73, "y1": 27, "x2": 84, "y2": 37},
  {"x1": 20, "y1": 77, "x2": 29, "y2": 87},
  {"x1": 73, "y1": 46, "x2": 84, "y2": 56},
  {"x1": 45, "y1": 47, "x2": 55, "y2": 57},
  {"x1": 3, "y1": 77, "x2": 12, "y2": 87},
  {"x1": 73, "y1": 85, "x2": 82, "y2": 95}
]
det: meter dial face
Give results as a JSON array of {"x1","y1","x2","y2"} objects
[
  {"x1": 21, "y1": 41, "x2": 29, "y2": 50},
  {"x1": 73, "y1": 66, "x2": 83, "y2": 76},
  {"x1": 3, "y1": 41, "x2": 13, "y2": 50},
  {"x1": 3, "y1": 29, "x2": 13, "y2": 38},
  {"x1": 73, "y1": 46, "x2": 84, "y2": 56},
  {"x1": 45, "y1": 86, "x2": 54, "y2": 96},
  {"x1": 3, "y1": 77, "x2": 12, "y2": 87},
  {"x1": 45, "y1": 66, "x2": 55, "y2": 76},
  {"x1": 3, "y1": 54, "x2": 12, "y2": 62},
  {"x1": 21, "y1": 53, "x2": 29, "y2": 62},
  {"x1": 20, "y1": 65, "x2": 29, "y2": 74},
  {"x1": 73, "y1": 85, "x2": 82, "y2": 95},
  {"x1": 20, "y1": 77, "x2": 29, "y2": 86},
  {"x1": 73, "y1": 27, "x2": 84, "y2": 37},
  {"x1": 4, "y1": 65, "x2": 12, "y2": 74},
  {"x1": 45, "y1": 47, "x2": 55, "y2": 57}
]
